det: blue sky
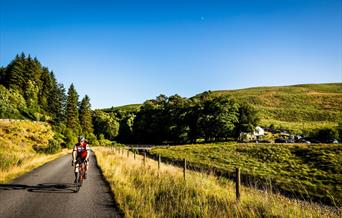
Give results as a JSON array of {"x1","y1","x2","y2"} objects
[{"x1": 0, "y1": 0, "x2": 341, "y2": 109}]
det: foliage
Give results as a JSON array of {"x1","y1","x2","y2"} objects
[
  {"x1": 65, "y1": 83, "x2": 80, "y2": 131},
  {"x1": 312, "y1": 128, "x2": 339, "y2": 141},
  {"x1": 92, "y1": 110, "x2": 119, "y2": 140},
  {"x1": 79, "y1": 95, "x2": 93, "y2": 135},
  {"x1": 86, "y1": 133, "x2": 98, "y2": 145},
  {"x1": 129, "y1": 94, "x2": 254, "y2": 144},
  {"x1": 64, "y1": 128, "x2": 77, "y2": 149},
  {"x1": 151, "y1": 142, "x2": 342, "y2": 206},
  {"x1": 235, "y1": 102, "x2": 259, "y2": 135},
  {"x1": 34, "y1": 139, "x2": 62, "y2": 154},
  {"x1": 0, "y1": 85, "x2": 27, "y2": 119}
]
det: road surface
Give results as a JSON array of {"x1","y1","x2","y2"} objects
[{"x1": 0, "y1": 151, "x2": 122, "y2": 218}]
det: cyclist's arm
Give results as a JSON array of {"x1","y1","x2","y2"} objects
[
  {"x1": 72, "y1": 145, "x2": 77, "y2": 162},
  {"x1": 86, "y1": 144, "x2": 90, "y2": 160}
]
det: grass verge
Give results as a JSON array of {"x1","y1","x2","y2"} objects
[
  {"x1": 93, "y1": 147, "x2": 340, "y2": 218},
  {"x1": 0, "y1": 149, "x2": 70, "y2": 183}
]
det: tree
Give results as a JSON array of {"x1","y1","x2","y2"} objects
[
  {"x1": 24, "y1": 80, "x2": 39, "y2": 110},
  {"x1": 117, "y1": 113, "x2": 135, "y2": 143},
  {"x1": 0, "y1": 85, "x2": 27, "y2": 118},
  {"x1": 79, "y1": 95, "x2": 93, "y2": 135},
  {"x1": 55, "y1": 83, "x2": 67, "y2": 122},
  {"x1": 235, "y1": 102, "x2": 259, "y2": 137},
  {"x1": 92, "y1": 110, "x2": 119, "y2": 140},
  {"x1": 38, "y1": 67, "x2": 53, "y2": 111},
  {"x1": 65, "y1": 84, "x2": 80, "y2": 131},
  {"x1": 5, "y1": 53, "x2": 26, "y2": 93},
  {"x1": 0, "y1": 67, "x2": 6, "y2": 85},
  {"x1": 197, "y1": 95, "x2": 239, "y2": 142}
]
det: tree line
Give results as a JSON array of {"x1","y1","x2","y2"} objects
[
  {"x1": 0, "y1": 53, "x2": 259, "y2": 146},
  {"x1": 0, "y1": 53, "x2": 93, "y2": 147},
  {"x1": 94, "y1": 92, "x2": 259, "y2": 144}
]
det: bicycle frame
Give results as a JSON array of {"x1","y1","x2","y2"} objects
[{"x1": 75, "y1": 161, "x2": 86, "y2": 192}]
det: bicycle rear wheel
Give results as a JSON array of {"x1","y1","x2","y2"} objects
[{"x1": 75, "y1": 172, "x2": 81, "y2": 192}]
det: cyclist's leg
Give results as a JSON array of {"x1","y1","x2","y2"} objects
[{"x1": 74, "y1": 157, "x2": 81, "y2": 182}]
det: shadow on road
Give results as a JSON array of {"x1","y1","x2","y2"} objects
[{"x1": 0, "y1": 183, "x2": 77, "y2": 193}]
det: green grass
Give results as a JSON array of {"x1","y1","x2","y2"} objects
[
  {"x1": 150, "y1": 142, "x2": 342, "y2": 206},
  {"x1": 206, "y1": 83, "x2": 342, "y2": 133},
  {"x1": 94, "y1": 147, "x2": 340, "y2": 217}
]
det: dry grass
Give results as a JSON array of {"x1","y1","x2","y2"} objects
[
  {"x1": 0, "y1": 119, "x2": 69, "y2": 183},
  {"x1": 94, "y1": 147, "x2": 340, "y2": 218},
  {"x1": 0, "y1": 149, "x2": 69, "y2": 183}
]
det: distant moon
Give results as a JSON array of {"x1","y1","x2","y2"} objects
[{"x1": 201, "y1": 16, "x2": 205, "y2": 21}]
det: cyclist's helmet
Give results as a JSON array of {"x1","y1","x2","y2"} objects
[{"x1": 78, "y1": 136, "x2": 85, "y2": 142}]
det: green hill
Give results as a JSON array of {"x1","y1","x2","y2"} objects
[
  {"x1": 109, "y1": 83, "x2": 342, "y2": 134},
  {"x1": 102, "y1": 104, "x2": 141, "y2": 113},
  {"x1": 203, "y1": 83, "x2": 342, "y2": 133}
]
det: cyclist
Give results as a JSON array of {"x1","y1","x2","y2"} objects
[{"x1": 72, "y1": 136, "x2": 90, "y2": 183}]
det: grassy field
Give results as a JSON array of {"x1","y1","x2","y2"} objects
[
  {"x1": 94, "y1": 147, "x2": 340, "y2": 217},
  {"x1": 150, "y1": 143, "x2": 342, "y2": 206},
  {"x1": 0, "y1": 119, "x2": 69, "y2": 183},
  {"x1": 207, "y1": 83, "x2": 342, "y2": 133}
]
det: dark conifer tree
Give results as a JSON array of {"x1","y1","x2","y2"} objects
[
  {"x1": 38, "y1": 67, "x2": 53, "y2": 111},
  {"x1": 5, "y1": 53, "x2": 26, "y2": 93},
  {"x1": 79, "y1": 95, "x2": 93, "y2": 135},
  {"x1": 66, "y1": 84, "x2": 80, "y2": 131}
]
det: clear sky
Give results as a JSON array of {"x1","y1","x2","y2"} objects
[{"x1": 0, "y1": 0, "x2": 341, "y2": 109}]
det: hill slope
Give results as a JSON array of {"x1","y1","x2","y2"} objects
[
  {"x1": 110, "y1": 83, "x2": 342, "y2": 133},
  {"x1": 0, "y1": 119, "x2": 67, "y2": 183}
]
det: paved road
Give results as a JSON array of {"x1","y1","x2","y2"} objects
[{"x1": 0, "y1": 151, "x2": 122, "y2": 218}]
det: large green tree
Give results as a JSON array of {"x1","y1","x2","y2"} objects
[
  {"x1": 235, "y1": 102, "x2": 259, "y2": 136},
  {"x1": 66, "y1": 84, "x2": 80, "y2": 131},
  {"x1": 93, "y1": 110, "x2": 119, "y2": 140},
  {"x1": 79, "y1": 95, "x2": 93, "y2": 135}
]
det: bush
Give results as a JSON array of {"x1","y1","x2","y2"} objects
[
  {"x1": 86, "y1": 133, "x2": 98, "y2": 145},
  {"x1": 312, "y1": 128, "x2": 339, "y2": 141},
  {"x1": 0, "y1": 85, "x2": 27, "y2": 119},
  {"x1": 33, "y1": 139, "x2": 61, "y2": 154},
  {"x1": 45, "y1": 139, "x2": 62, "y2": 154},
  {"x1": 64, "y1": 128, "x2": 77, "y2": 149}
]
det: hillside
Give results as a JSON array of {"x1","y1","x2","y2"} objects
[
  {"x1": 0, "y1": 119, "x2": 67, "y2": 183},
  {"x1": 109, "y1": 83, "x2": 342, "y2": 133},
  {"x1": 102, "y1": 104, "x2": 141, "y2": 113},
  {"x1": 205, "y1": 83, "x2": 342, "y2": 132}
]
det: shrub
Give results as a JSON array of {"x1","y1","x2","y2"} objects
[
  {"x1": 45, "y1": 139, "x2": 62, "y2": 154},
  {"x1": 64, "y1": 128, "x2": 77, "y2": 148},
  {"x1": 312, "y1": 128, "x2": 339, "y2": 141},
  {"x1": 86, "y1": 133, "x2": 98, "y2": 145}
]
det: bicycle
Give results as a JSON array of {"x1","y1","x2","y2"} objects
[{"x1": 75, "y1": 160, "x2": 86, "y2": 192}]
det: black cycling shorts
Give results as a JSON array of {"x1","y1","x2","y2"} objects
[{"x1": 76, "y1": 156, "x2": 87, "y2": 164}]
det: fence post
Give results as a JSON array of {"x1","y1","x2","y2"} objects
[
  {"x1": 134, "y1": 150, "x2": 136, "y2": 160},
  {"x1": 236, "y1": 168, "x2": 240, "y2": 202},
  {"x1": 158, "y1": 154, "x2": 161, "y2": 177},
  {"x1": 183, "y1": 159, "x2": 186, "y2": 181},
  {"x1": 127, "y1": 150, "x2": 129, "y2": 158},
  {"x1": 144, "y1": 152, "x2": 146, "y2": 166}
]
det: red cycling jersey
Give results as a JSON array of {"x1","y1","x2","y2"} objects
[{"x1": 74, "y1": 142, "x2": 89, "y2": 159}]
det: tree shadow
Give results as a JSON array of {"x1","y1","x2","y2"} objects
[{"x1": 0, "y1": 183, "x2": 77, "y2": 193}]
